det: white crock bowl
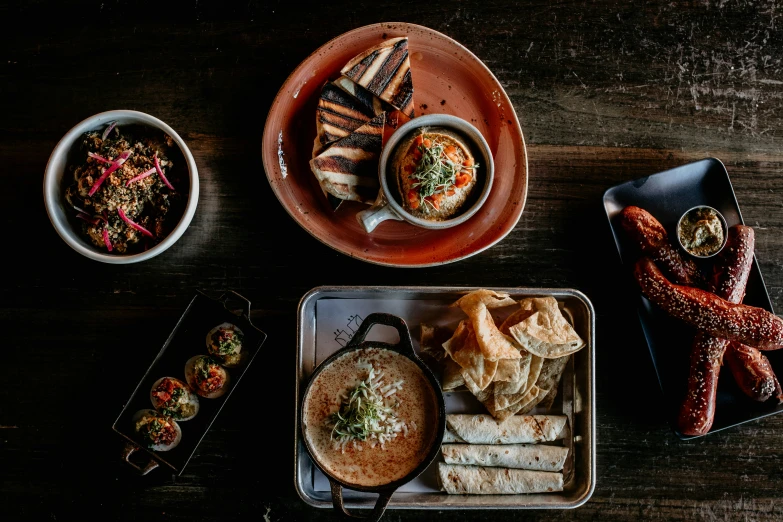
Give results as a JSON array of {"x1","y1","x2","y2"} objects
[{"x1": 43, "y1": 110, "x2": 199, "y2": 264}]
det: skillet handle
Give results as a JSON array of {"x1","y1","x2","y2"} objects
[
  {"x1": 121, "y1": 441, "x2": 159, "y2": 476},
  {"x1": 329, "y1": 480, "x2": 394, "y2": 522},
  {"x1": 346, "y1": 313, "x2": 415, "y2": 357}
]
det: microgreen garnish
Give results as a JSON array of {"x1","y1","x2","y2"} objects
[
  {"x1": 410, "y1": 136, "x2": 478, "y2": 209},
  {"x1": 328, "y1": 363, "x2": 405, "y2": 448}
]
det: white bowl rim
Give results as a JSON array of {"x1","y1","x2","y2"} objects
[{"x1": 43, "y1": 109, "x2": 199, "y2": 264}]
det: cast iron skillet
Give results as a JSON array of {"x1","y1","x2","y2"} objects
[{"x1": 300, "y1": 313, "x2": 446, "y2": 521}]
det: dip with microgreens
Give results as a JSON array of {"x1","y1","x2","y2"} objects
[
  {"x1": 302, "y1": 347, "x2": 440, "y2": 487},
  {"x1": 393, "y1": 127, "x2": 479, "y2": 221}
]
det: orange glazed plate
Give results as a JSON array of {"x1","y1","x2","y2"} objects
[{"x1": 262, "y1": 22, "x2": 528, "y2": 267}]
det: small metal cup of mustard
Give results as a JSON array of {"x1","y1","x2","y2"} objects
[{"x1": 676, "y1": 205, "x2": 728, "y2": 258}]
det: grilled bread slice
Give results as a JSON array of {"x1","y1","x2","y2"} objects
[
  {"x1": 309, "y1": 112, "x2": 386, "y2": 204},
  {"x1": 340, "y1": 37, "x2": 415, "y2": 119},
  {"x1": 313, "y1": 82, "x2": 376, "y2": 157},
  {"x1": 333, "y1": 75, "x2": 391, "y2": 116}
]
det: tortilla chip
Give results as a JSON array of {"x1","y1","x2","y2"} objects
[
  {"x1": 463, "y1": 374, "x2": 494, "y2": 402},
  {"x1": 419, "y1": 323, "x2": 453, "y2": 362},
  {"x1": 537, "y1": 385, "x2": 560, "y2": 411},
  {"x1": 454, "y1": 289, "x2": 518, "y2": 310},
  {"x1": 442, "y1": 319, "x2": 471, "y2": 359},
  {"x1": 532, "y1": 355, "x2": 570, "y2": 410},
  {"x1": 491, "y1": 303, "x2": 535, "y2": 394},
  {"x1": 469, "y1": 307, "x2": 522, "y2": 361},
  {"x1": 508, "y1": 297, "x2": 585, "y2": 358},
  {"x1": 525, "y1": 355, "x2": 544, "y2": 394},
  {"x1": 494, "y1": 384, "x2": 540, "y2": 411},
  {"x1": 477, "y1": 385, "x2": 542, "y2": 422},
  {"x1": 486, "y1": 387, "x2": 542, "y2": 422},
  {"x1": 442, "y1": 357, "x2": 466, "y2": 391},
  {"x1": 536, "y1": 355, "x2": 570, "y2": 391},
  {"x1": 493, "y1": 355, "x2": 532, "y2": 395},
  {"x1": 494, "y1": 358, "x2": 522, "y2": 383},
  {"x1": 452, "y1": 290, "x2": 522, "y2": 361},
  {"x1": 449, "y1": 322, "x2": 498, "y2": 391},
  {"x1": 518, "y1": 386, "x2": 548, "y2": 415},
  {"x1": 498, "y1": 306, "x2": 537, "y2": 333}
]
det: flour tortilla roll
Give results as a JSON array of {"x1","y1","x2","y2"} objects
[
  {"x1": 439, "y1": 463, "x2": 564, "y2": 494},
  {"x1": 442, "y1": 444, "x2": 568, "y2": 472},
  {"x1": 446, "y1": 414, "x2": 567, "y2": 444}
]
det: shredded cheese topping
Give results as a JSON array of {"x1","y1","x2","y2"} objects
[{"x1": 328, "y1": 361, "x2": 407, "y2": 452}]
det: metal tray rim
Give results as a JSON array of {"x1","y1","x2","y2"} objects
[{"x1": 294, "y1": 285, "x2": 596, "y2": 510}]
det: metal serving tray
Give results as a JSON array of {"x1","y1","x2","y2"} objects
[
  {"x1": 294, "y1": 286, "x2": 596, "y2": 510},
  {"x1": 112, "y1": 290, "x2": 267, "y2": 475}
]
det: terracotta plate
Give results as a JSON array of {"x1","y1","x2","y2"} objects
[{"x1": 262, "y1": 22, "x2": 528, "y2": 267}]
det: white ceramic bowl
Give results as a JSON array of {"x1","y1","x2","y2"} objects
[{"x1": 44, "y1": 110, "x2": 199, "y2": 264}]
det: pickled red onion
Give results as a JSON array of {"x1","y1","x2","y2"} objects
[
  {"x1": 117, "y1": 207, "x2": 153, "y2": 238},
  {"x1": 76, "y1": 213, "x2": 100, "y2": 225},
  {"x1": 125, "y1": 168, "x2": 156, "y2": 186},
  {"x1": 153, "y1": 153, "x2": 175, "y2": 190},
  {"x1": 102, "y1": 121, "x2": 117, "y2": 141},
  {"x1": 88, "y1": 150, "x2": 133, "y2": 196},
  {"x1": 102, "y1": 228, "x2": 113, "y2": 251},
  {"x1": 87, "y1": 152, "x2": 113, "y2": 165}
]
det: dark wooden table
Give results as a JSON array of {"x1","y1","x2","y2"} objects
[{"x1": 4, "y1": 1, "x2": 783, "y2": 520}]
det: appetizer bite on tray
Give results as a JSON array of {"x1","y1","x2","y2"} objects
[
  {"x1": 618, "y1": 205, "x2": 783, "y2": 436},
  {"x1": 132, "y1": 409, "x2": 182, "y2": 452},
  {"x1": 63, "y1": 120, "x2": 188, "y2": 254},
  {"x1": 205, "y1": 322, "x2": 246, "y2": 368},
  {"x1": 149, "y1": 376, "x2": 199, "y2": 421},
  {"x1": 185, "y1": 355, "x2": 231, "y2": 399}
]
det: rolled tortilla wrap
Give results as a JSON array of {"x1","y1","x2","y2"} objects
[
  {"x1": 441, "y1": 443, "x2": 568, "y2": 472},
  {"x1": 443, "y1": 428, "x2": 462, "y2": 443},
  {"x1": 446, "y1": 414, "x2": 567, "y2": 444},
  {"x1": 438, "y1": 463, "x2": 563, "y2": 494}
]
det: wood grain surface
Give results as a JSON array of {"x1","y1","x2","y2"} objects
[{"x1": 3, "y1": 1, "x2": 783, "y2": 521}]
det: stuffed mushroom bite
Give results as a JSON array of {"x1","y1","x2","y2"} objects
[
  {"x1": 184, "y1": 355, "x2": 231, "y2": 399},
  {"x1": 150, "y1": 376, "x2": 200, "y2": 421},
  {"x1": 205, "y1": 322, "x2": 245, "y2": 368},
  {"x1": 132, "y1": 408, "x2": 182, "y2": 452}
]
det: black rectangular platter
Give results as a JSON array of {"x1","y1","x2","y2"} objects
[
  {"x1": 603, "y1": 157, "x2": 783, "y2": 439},
  {"x1": 112, "y1": 290, "x2": 267, "y2": 473}
]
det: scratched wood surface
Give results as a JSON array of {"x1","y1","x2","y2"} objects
[{"x1": 3, "y1": 0, "x2": 783, "y2": 520}]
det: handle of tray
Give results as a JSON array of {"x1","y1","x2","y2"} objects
[
  {"x1": 121, "y1": 441, "x2": 159, "y2": 476},
  {"x1": 346, "y1": 313, "x2": 415, "y2": 356},
  {"x1": 329, "y1": 480, "x2": 393, "y2": 521},
  {"x1": 218, "y1": 290, "x2": 251, "y2": 318}
]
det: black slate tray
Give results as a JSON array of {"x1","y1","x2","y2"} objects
[
  {"x1": 112, "y1": 290, "x2": 267, "y2": 474},
  {"x1": 603, "y1": 157, "x2": 783, "y2": 439}
]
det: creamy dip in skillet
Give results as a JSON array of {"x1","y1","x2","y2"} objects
[{"x1": 302, "y1": 347, "x2": 439, "y2": 487}]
